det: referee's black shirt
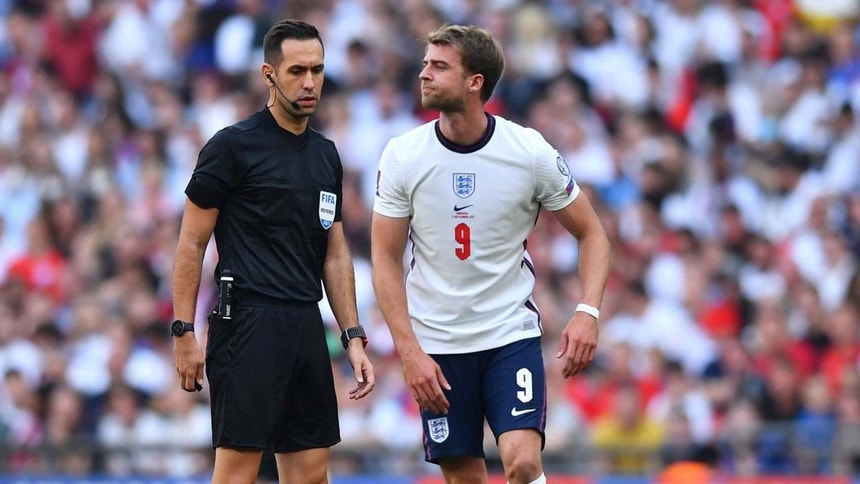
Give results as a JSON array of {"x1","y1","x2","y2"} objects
[{"x1": 185, "y1": 108, "x2": 343, "y2": 304}]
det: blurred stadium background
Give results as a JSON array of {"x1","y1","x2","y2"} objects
[{"x1": 0, "y1": 0, "x2": 859, "y2": 482}]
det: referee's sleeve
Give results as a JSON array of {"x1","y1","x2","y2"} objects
[
  {"x1": 333, "y1": 148, "x2": 344, "y2": 222},
  {"x1": 185, "y1": 129, "x2": 237, "y2": 210},
  {"x1": 373, "y1": 140, "x2": 411, "y2": 218}
]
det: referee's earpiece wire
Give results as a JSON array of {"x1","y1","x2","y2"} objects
[{"x1": 265, "y1": 71, "x2": 302, "y2": 111}]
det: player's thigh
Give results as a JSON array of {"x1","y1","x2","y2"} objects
[
  {"x1": 483, "y1": 337, "x2": 547, "y2": 443},
  {"x1": 275, "y1": 447, "x2": 330, "y2": 484},
  {"x1": 421, "y1": 352, "x2": 485, "y2": 463},
  {"x1": 497, "y1": 428, "x2": 543, "y2": 474}
]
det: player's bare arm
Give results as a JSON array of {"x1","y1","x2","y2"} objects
[
  {"x1": 371, "y1": 213, "x2": 451, "y2": 414},
  {"x1": 550, "y1": 192, "x2": 611, "y2": 378},
  {"x1": 172, "y1": 198, "x2": 218, "y2": 392},
  {"x1": 323, "y1": 221, "x2": 375, "y2": 399}
]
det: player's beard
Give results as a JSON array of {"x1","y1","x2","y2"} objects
[{"x1": 421, "y1": 92, "x2": 465, "y2": 112}]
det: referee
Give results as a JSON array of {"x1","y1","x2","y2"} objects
[{"x1": 171, "y1": 19, "x2": 375, "y2": 484}]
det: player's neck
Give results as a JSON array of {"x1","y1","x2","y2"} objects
[{"x1": 438, "y1": 109, "x2": 488, "y2": 146}]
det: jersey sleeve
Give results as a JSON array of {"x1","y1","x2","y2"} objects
[
  {"x1": 184, "y1": 128, "x2": 240, "y2": 210},
  {"x1": 332, "y1": 146, "x2": 344, "y2": 223},
  {"x1": 533, "y1": 132, "x2": 579, "y2": 211},
  {"x1": 373, "y1": 140, "x2": 411, "y2": 218}
]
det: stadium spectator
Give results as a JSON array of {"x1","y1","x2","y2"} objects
[{"x1": 591, "y1": 381, "x2": 664, "y2": 475}]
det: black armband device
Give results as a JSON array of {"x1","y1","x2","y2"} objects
[{"x1": 341, "y1": 325, "x2": 368, "y2": 349}]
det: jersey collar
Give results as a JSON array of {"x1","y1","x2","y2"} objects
[
  {"x1": 434, "y1": 112, "x2": 495, "y2": 154},
  {"x1": 259, "y1": 108, "x2": 310, "y2": 151}
]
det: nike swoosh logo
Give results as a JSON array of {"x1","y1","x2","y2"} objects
[
  {"x1": 511, "y1": 407, "x2": 536, "y2": 417},
  {"x1": 453, "y1": 204, "x2": 473, "y2": 212}
]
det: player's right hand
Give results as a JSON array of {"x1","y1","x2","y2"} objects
[
  {"x1": 174, "y1": 335, "x2": 205, "y2": 392},
  {"x1": 400, "y1": 347, "x2": 451, "y2": 414}
]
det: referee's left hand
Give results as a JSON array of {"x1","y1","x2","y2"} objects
[{"x1": 345, "y1": 342, "x2": 375, "y2": 399}]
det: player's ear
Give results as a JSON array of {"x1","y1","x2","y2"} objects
[{"x1": 467, "y1": 73, "x2": 484, "y2": 95}]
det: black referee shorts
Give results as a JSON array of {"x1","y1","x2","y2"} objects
[{"x1": 205, "y1": 303, "x2": 340, "y2": 452}]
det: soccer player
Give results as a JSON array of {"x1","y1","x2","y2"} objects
[{"x1": 371, "y1": 24, "x2": 611, "y2": 484}]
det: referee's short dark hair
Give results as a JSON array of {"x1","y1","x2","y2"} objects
[
  {"x1": 426, "y1": 24, "x2": 504, "y2": 103},
  {"x1": 264, "y1": 19, "x2": 324, "y2": 67}
]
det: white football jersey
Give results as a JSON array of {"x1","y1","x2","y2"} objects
[{"x1": 374, "y1": 115, "x2": 580, "y2": 354}]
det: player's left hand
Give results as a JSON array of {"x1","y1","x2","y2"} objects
[
  {"x1": 346, "y1": 342, "x2": 375, "y2": 399},
  {"x1": 556, "y1": 312, "x2": 598, "y2": 378}
]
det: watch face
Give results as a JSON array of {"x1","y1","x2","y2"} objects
[{"x1": 171, "y1": 320, "x2": 184, "y2": 336}]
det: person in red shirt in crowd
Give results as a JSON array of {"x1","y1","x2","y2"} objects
[
  {"x1": 41, "y1": 0, "x2": 101, "y2": 98},
  {"x1": 819, "y1": 304, "x2": 860, "y2": 397},
  {"x1": 749, "y1": 298, "x2": 817, "y2": 382},
  {"x1": 6, "y1": 214, "x2": 68, "y2": 303},
  {"x1": 566, "y1": 341, "x2": 662, "y2": 423}
]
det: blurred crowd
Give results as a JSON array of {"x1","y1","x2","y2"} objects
[{"x1": 0, "y1": 0, "x2": 859, "y2": 479}]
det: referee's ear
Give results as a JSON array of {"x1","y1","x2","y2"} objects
[{"x1": 262, "y1": 65, "x2": 275, "y2": 85}]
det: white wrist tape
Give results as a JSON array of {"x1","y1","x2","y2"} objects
[{"x1": 575, "y1": 303, "x2": 600, "y2": 319}]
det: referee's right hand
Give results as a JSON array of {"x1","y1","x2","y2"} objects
[{"x1": 174, "y1": 335, "x2": 205, "y2": 392}]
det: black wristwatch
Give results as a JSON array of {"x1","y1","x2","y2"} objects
[
  {"x1": 341, "y1": 325, "x2": 367, "y2": 349},
  {"x1": 171, "y1": 320, "x2": 195, "y2": 337}
]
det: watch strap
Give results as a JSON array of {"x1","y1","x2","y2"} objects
[
  {"x1": 340, "y1": 325, "x2": 367, "y2": 349},
  {"x1": 171, "y1": 320, "x2": 195, "y2": 337}
]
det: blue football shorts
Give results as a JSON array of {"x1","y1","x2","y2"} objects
[{"x1": 421, "y1": 336, "x2": 546, "y2": 464}]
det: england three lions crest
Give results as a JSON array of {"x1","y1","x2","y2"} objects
[
  {"x1": 427, "y1": 417, "x2": 449, "y2": 443},
  {"x1": 453, "y1": 173, "x2": 475, "y2": 198}
]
